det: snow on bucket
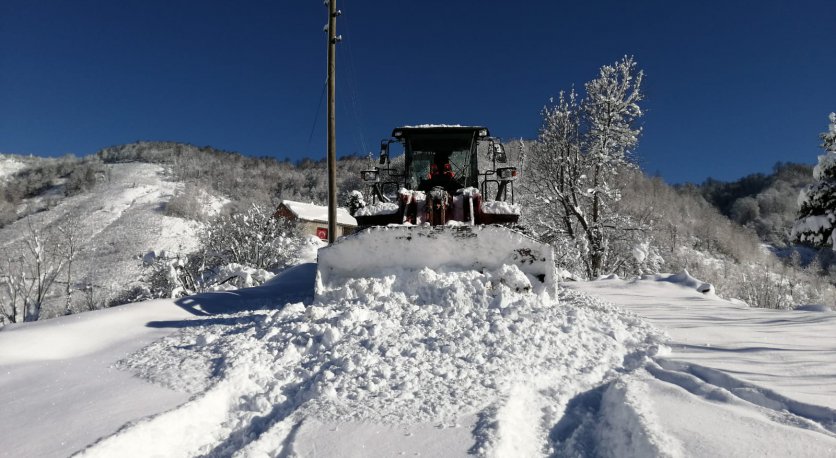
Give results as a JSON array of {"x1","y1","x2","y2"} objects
[{"x1": 315, "y1": 225, "x2": 556, "y2": 299}]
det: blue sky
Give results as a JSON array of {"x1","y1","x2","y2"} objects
[{"x1": 1, "y1": 0, "x2": 833, "y2": 183}]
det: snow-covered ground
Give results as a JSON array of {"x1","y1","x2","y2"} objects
[
  {"x1": 2, "y1": 263, "x2": 836, "y2": 457},
  {"x1": 567, "y1": 276, "x2": 836, "y2": 457}
]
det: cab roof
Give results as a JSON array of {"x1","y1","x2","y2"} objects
[{"x1": 392, "y1": 125, "x2": 490, "y2": 138}]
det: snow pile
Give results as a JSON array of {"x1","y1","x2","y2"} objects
[
  {"x1": 204, "y1": 264, "x2": 276, "y2": 291},
  {"x1": 481, "y1": 200, "x2": 521, "y2": 215},
  {"x1": 102, "y1": 267, "x2": 663, "y2": 456},
  {"x1": 316, "y1": 225, "x2": 556, "y2": 296},
  {"x1": 647, "y1": 270, "x2": 715, "y2": 295},
  {"x1": 354, "y1": 201, "x2": 399, "y2": 217},
  {"x1": 297, "y1": 235, "x2": 327, "y2": 263}
]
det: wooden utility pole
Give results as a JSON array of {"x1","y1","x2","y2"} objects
[{"x1": 326, "y1": 0, "x2": 340, "y2": 244}]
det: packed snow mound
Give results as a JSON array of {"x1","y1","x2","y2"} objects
[
  {"x1": 105, "y1": 266, "x2": 664, "y2": 456},
  {"x1": 644, "y1": 270, "x2": 714, "y2": 295}
]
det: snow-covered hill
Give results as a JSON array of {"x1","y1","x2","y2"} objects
[
  {"x1": 0, "y1": 162, "x2": 220, "y2": 318},
  {"x1": 2, "y1": 261, "x2": 835, "y2": 457}
]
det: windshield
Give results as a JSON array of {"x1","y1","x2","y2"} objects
[{"x1": 406, "y1": 133, "x2": 474, "y2": 191}]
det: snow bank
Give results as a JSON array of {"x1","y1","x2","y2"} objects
[
  {"x1": 648, "y1": 270, "x2": 715, "y2": 295},
  {"x1": 96, "y1": 267, "x2": 663, "y2": 456}
]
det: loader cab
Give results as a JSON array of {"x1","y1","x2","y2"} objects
[
  {"x1": 368, "y1": 125, "x2": 517, "y2": 206},
  {"x1": 392, "y1": 126, "x2": 484, "y2": 192}
]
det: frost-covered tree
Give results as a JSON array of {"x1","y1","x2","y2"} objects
[
  {"x1": 129, "y1": 206, "x2": 305, "y2": 300},
  {"x1": 202, "y1": 204, "x2": 302, "y2": 271},
  {"x1": 792, "y1": 113, "x2": 836, "y2": 249},
  {"x1": 1, "y1": 219, "x2": 68, "y2": 323},
  {"x1": 346, "y1": 190, "x2": 366, "y2": 216},
  {"x1": 523, "y1": 56, "x2": 645, "y2": 278}
]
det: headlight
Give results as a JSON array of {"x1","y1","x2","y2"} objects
[
  {"x1": 361, "y1": 170, "x2": 379, "y2": 182},
  {"x1": 497, "y1": 167, "x2": 517, "y2": 181}
]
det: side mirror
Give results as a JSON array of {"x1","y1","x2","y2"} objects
[
  {"x1": 379, "y1": 141, "x2": 390, "y2": 165},
  {"x1": 361, "y1": 169, "x2": 380, "y2": 182},
  {"x1": 496, "y1": 167, "x2": 517, "y2": 181},
  {"x1": 492, "y1": 142, "x2": 507, "y2": 163}
]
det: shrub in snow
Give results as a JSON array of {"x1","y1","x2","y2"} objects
[
  {"x1": 793, "y1": 113, "x2": 836, "y2": 249},
  {"x1": 108, "y1": 283, "x2": 153, "y2": 307},
  {"x1": 346, "y1": 190, "x2": 365, "y2": 216},
  {"x1": 201, "y1": 204, "x2": 302, "y2": 271},
  {"x1": 138, "y1": 253, "x2": 194, "y2": 300},
  {"x1": 165, "y1": 183, "x2": 208, "y2": 221},
  {"x1": 139, "y1": 205, "x2": 304, "y2": 299}
]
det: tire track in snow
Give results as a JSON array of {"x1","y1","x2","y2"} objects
[
  {"x1": 549, "y1": 372, "x2": 684, "y2": 458},
  {"x1": 76, "y1": 330, "x2": 307, "y2": 457},
  {"x1": 646, "y1": 358, "x2": 836, "y2": 437}
]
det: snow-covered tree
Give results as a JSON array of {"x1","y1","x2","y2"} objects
[
  {"x1": 523, "y1": 56, "x2": 646, "y2": 278},
  {"x1": 0, "y1": 218, "x2": 68, "y2": 323},
  {"x1": 346, "y1": 190, "x2": 366, "y2": 216},
  {"x1": 137, "y1": 205, "x2": 305, "y2": 299},
  {"x1": 202, "y1": 204, "x2": 302, "y2": 271},
  {"x1": 792, "y1": 113, "x2": 836, "y2": 248}
]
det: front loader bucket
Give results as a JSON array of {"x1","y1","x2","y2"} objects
[{"x1": 315, "y1": 225, "x2": 556, "y2": 299}]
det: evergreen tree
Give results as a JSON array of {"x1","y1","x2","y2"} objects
[{"x1": 792, "y1": 113, "x2": 836, "y2": 248}]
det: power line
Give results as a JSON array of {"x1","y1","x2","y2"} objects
[
  {"x1": 339, "y1": 10, "x2": 369, "y2": 154},
  {"x1": 306, "y1": 77, "x2": 328, "y2": 155}
]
